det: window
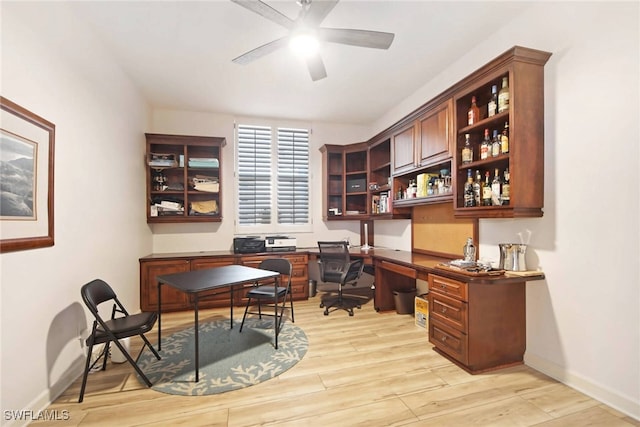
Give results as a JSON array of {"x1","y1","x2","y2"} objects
[{"x1": 236, "y1": 124, "x2": 310, "y2": 233}]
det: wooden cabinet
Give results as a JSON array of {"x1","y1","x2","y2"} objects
[
  {"x1": 428, "y1": 273, "x2": 527, "y2": 374},
  {"x1": 140, "y1": 252, "x2": 309, "y2": 312},
  {"x1": 391, "y1": 122, "x2": 418, "y2": 176},
  {"x1": 452, "y1": 46, "x2": 551, "y2": 218},
  {"x1": 146, "y1": 133, "x2": 225, "y2": 223},
  {"x1": 390, "y1": 98, "x2": 454, "y2": 208},
  {"x1": 139, "y1": 259, "x2": 190, "y2": 312},
  {"x1": 418, "y1": 99, "x2": 454, "y2": 166},
  {"x1": 320, "y1": 143, "x2": 369, "y2": 220}
]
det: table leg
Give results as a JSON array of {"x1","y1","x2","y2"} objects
[
  {"x1": 230, "y1": 285, "x2": 234, "y2": 329},
  {"x1": 194, "y1": 293, "x2": 199, "y2": 382},
  {"x1": 158, "y1": 282, "x2": 162, "y2": 351}
]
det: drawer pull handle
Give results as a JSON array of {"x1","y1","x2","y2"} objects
[
  {"x1": 440, "y1": 284, "x2": 446, "y2": 289},
  {"x1": 441, "y1": 336, "x2": 447, "y2": 342},
  {"x1": 441, "y1": 307, "x2": 447, "y2": 313}
]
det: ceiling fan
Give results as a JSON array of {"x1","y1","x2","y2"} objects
[{"x1": 231, "y1": 0, "x2": 395, "y2": 81}]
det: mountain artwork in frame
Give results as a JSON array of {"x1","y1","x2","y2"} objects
[{"x1": 0, "y1": 97, "x2": 55, "y2": 253}]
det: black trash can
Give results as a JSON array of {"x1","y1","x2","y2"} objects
[{"x1": 393, "y1": 288, "x2": 417, "y2": 315}]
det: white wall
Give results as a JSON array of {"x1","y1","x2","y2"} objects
[
  {"x1": 148, "y1": 109, "x2": 373, "y2": 252},
  {"x1": 373, "y1": 1, "x2": 640, "y2": 420},
  {"x1": 0, "y1": 3, "x2": 151, "y2": 424}
]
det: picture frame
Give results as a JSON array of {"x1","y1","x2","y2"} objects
[{"x1": 0, "y1": 96, "x2": 55, "y2": 253}]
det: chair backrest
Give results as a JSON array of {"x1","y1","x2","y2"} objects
[
  {"x1": 81, "y1": 279, "x2": 117, "y2": 315},
  {"x1": 317, "y1": 241, "x2": 354, "y2": 283},
  {"x1": 259, "y1": 258, "x2": 293, "y2": 285}
]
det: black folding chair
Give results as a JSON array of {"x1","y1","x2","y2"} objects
[
  {"x1": 239, "y1": 258, "x2": 294, "y2": 349},
  {"x1": 78, "y1": 279, "x2": 160, "y2": 402}
]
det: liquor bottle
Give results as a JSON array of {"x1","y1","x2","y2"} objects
[
  {"x1": 480, "y1": 128, "x2": 490, "y2": 160},
  {"x1": 498, "y1": 76, "x2": 510, "y2": 113},
  {"x1": 482, "y1": 171, "x2": 492, "y2": 206},
  {"x1": 491, "y1": 168, "x2": 502, "y2": 206},
  {"x1": 502, "y1": 168, "x2": 510, "y2": 205},
  {"x1": 467, "y1": 96, "x2": 480, "y2": 125},
  {"x1": 501, "y1": 121, "x2": 509, "y2": 154},
  {"x1": 461, "y1": 133, "x2": 473, "y2": 164},
  {"x1": 464, "y1": 169, "x2": 476, "y2": 207},
  {"x1": 488, "y1": 84, "x2": 498, "y2": 117},
  {"x1": 473, "y1": 170, "x2": 482, "y2": 206},
  {"x1": 491, "y1": 129, "x2": 501, "y2": 157}
]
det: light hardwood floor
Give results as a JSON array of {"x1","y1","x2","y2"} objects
[{"x1": 35, "y1": 288, "x2": 638, "y2": 427}]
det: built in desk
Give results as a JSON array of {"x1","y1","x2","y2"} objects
[{"x1": 141, "y1": 247, "x2": 544, "y2": 374}]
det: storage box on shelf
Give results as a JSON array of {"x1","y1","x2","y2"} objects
[
  {"x1": 453, "y1": 46, "x2": 551, "y2": 218},
  {"x1": 146, "y1": 133, "x2": 225, "y2": 223}
]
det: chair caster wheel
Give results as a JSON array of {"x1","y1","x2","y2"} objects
[
  {"x1": 348, "y1": 311, "x2": 354, "y2": 316},
  {"x1": 320, "y1": 302, "x2": 325, "y2": 308},
  {"x1": 324, "y1": 310, "x2": 329, "y2": 316}
]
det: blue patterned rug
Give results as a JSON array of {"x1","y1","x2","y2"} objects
[{"x1": 137, "y1": 317, "x2": 308, "y2": 396}]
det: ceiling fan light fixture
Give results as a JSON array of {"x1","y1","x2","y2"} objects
[{"x1": 289, "y1": 29, "x2": 319, "y2": 58}]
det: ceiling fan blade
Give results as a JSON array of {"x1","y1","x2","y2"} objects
[
  {"x1": 319, "y1": 28, "x2": 395, "y2": 49},
  {"x1": 303, "y1": 0, "x2": 339, "y2": 27},
  {"x1": 231, "y1": 0, "x2": 294, "y2": 30},
  {"x1": 232, "y1": 37, "x2": 289, "y2": 64},
  {"x1": 306, "y1": 52, "x2": 327, "y2": 81}
]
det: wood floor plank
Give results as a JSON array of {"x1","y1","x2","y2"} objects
[{"x1": 30, "y1": 296, "x2": 636, "y2": 427}]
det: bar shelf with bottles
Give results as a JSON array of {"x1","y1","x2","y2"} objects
[
  {"x1": 392, "y1": 159, "x2": 453, "y2": 207},
  {"x1": 453, "y1": 46, "x2": 551, "y2": 218}
]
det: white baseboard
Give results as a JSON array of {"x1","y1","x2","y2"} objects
[
  {"x1": 525, "y1": 353, "x2": 640, "y2": 421},
  {"x1": 3, "y1": 356, "x2": 85, "y2": 427}
]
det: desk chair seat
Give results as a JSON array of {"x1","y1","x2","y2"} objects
[
  {"x1": 317, "y1": 241, "x2": 365, "y2": 316},
  {"x1": 79, "y1": 279, "x2": 161, "y2": 403},
  {"x1": 239, "y1": 258, "x2": 294, "y2": 349}
]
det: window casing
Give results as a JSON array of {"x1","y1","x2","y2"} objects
[{"x1": 236, "y1": 124, "x2": 311, "y2": 234}]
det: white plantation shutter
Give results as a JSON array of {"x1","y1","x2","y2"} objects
[
  {"x1": 277, "y1": 128, "x2": 309, "y2": 225},
  {"x1": 236, "y1": 124, "x2": 310, "y2": 230},
  {"x1": 237, "y1": 125, "x2": 272, "y2": 225}
]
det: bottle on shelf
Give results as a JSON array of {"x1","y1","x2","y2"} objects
[
  {"x1": 468, "y1": 96, "x2": 480, "y2": 125},
  {"x1": 482, "y1": 171, "x2": 492, "y2": 206},
  {"x1": 480, "y1": 128, "x2": 490, "y2": 160},
  {"x1": 502, "y1": 168, "x2": 511, "y2": 205},
  {"x1": 488, "y1": 84, "x2": 498, "y2": 118},
  {"x1": 462, "y1": 133, "x2": 473, "y2": 164},
  {"x1": 491, "y1": 168, "x2": 502, "y2": 206},
  {"x1": 491, "y1": 129, "x2": 501, "y2": 157},
  {"x1": 473, "y1": 170, "x2": 482, "y2": 207},
  {"x1": 464, "y1": 169, "x2": 476, "y2": 207},
  {"x1": 498, "y1": 76, "x2": 510, "y2": 113},
  {"x1": 501, "y1": 121, "x2": 509, "y2": 154}
]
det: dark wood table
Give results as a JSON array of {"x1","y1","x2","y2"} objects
[{"x1": 157, "y1": 264, "x2": 280, "y2": 381}]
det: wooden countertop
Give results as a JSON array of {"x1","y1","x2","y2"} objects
[{"x1": 141, "y1": 247, "x2": 545, "y2": 283}]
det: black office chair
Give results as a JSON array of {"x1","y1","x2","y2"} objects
[
  {"x1": 317, "y1": 241, "x2": 364, "y2": 316},
  {"x1": 239, "y1": 258, "x2": 294, "y2": 349},
  {"x1": 78, "y1": 279, "x2": 161, "y2": 403}
]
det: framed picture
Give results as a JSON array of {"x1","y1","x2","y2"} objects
[{"x1": 0, "y1": 97, "x2": 55, "y2": 253}]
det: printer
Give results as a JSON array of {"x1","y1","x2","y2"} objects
[
  {"x1": 265, "y1": 236, "x2": 297, "y2": 252},
  {"x1": 233, "y1": 236, "x2": 266, "y2": 254}
]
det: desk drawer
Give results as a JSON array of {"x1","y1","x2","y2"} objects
[
  {"x1": 429, "y1": 274, "x2": 467, "y2": 301},
  {"x1": 430, "y1": 292, "x2": 467, "y2": 332},
  {"x1": 430, "y1": 317, "x2": 467, "y2": 364},
  {"x1": 379, "y1": 260, "x2": 417, "y2": 278}
]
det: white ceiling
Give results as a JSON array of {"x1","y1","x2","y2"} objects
[{"x1": 66, "y1": 1, "x2": 533, "y2": 125}]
